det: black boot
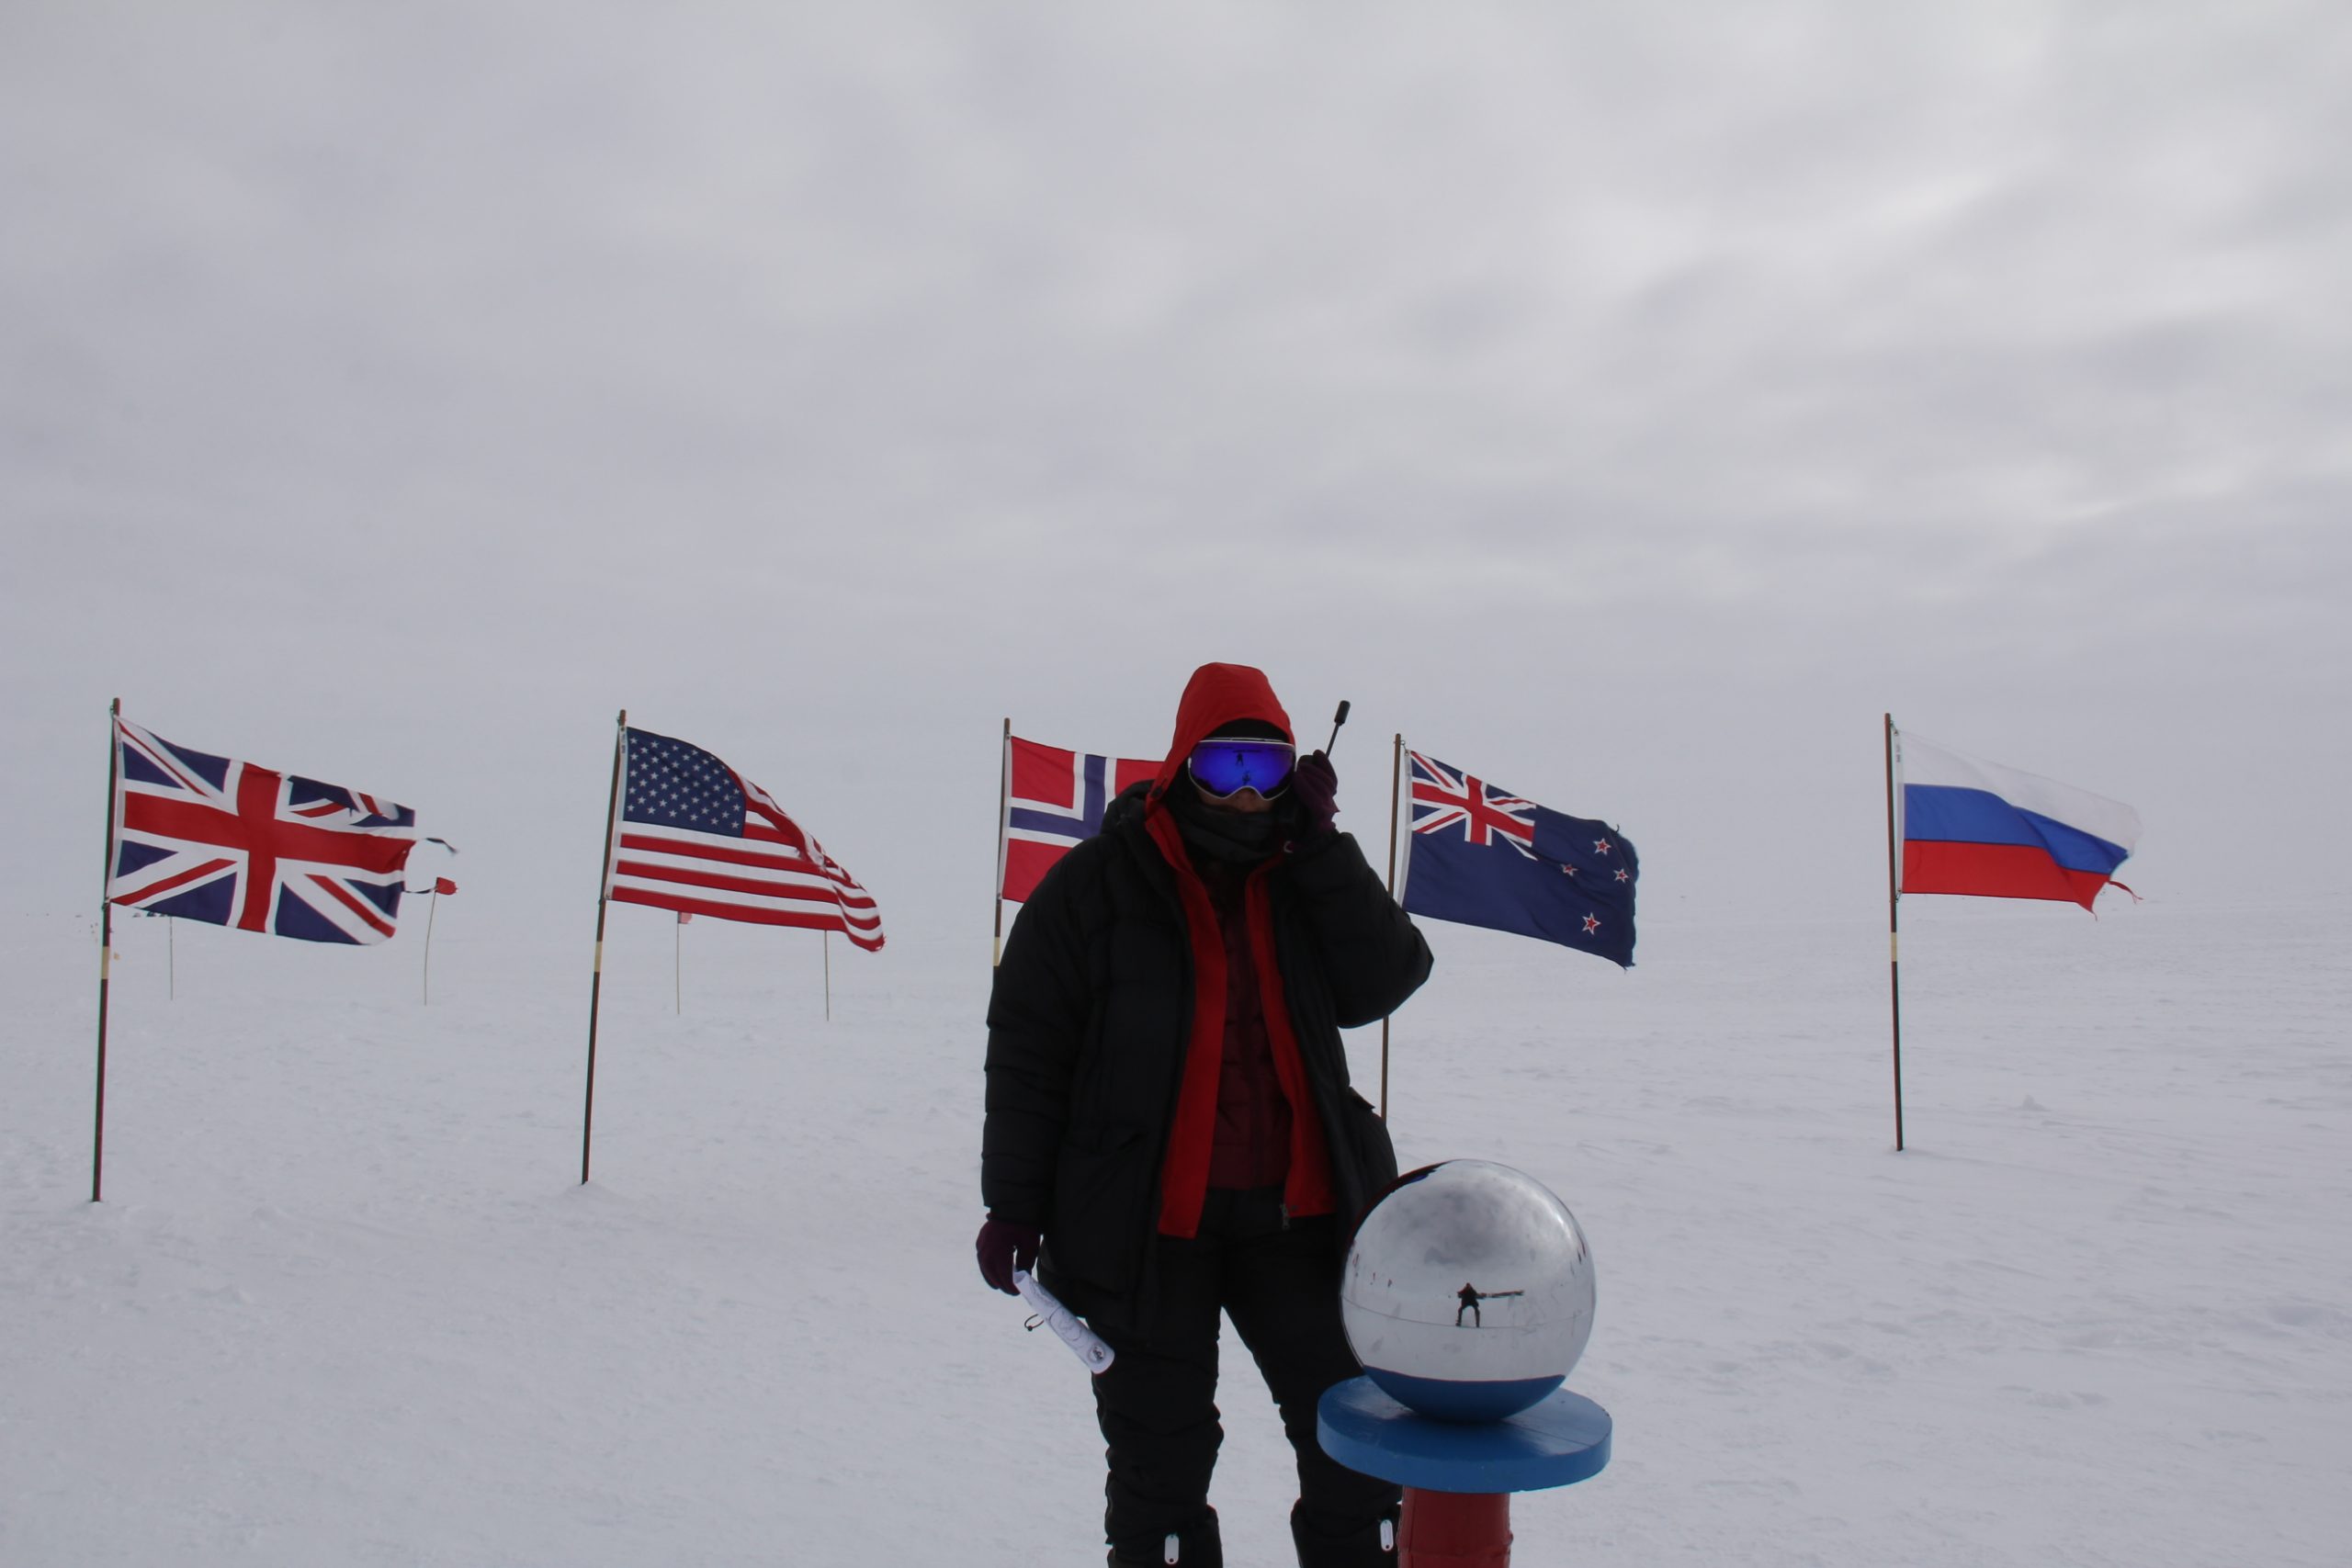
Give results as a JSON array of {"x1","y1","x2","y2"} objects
[
  {"x1": 1290, "y1": 1499, "x2": 1399, "y2": 1567},
  {"x1": 1109, "y1": 1506, "x2": 1221, "y2": 1567}
]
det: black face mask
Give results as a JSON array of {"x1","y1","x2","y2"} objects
[{"x1": 1167, "y1": 782, "x2": 1281, "y2": 863}]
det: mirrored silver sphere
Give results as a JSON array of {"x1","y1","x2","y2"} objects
[{"x1": 1340, "y1": 1159, "x2": 1596, "y2": 1422}]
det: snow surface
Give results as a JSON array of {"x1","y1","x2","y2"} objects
[{"x1": 5, "y1": 892, "x2": 2348, "y2": 1565}]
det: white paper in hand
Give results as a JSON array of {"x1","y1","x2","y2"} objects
[{"x1": 1012, "y1": 1269, "x2": 1115, "y2": 1375}]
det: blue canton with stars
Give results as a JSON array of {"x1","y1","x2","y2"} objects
[{"x1": 624, "y1": 729, "x2": 747, "y2": 836}]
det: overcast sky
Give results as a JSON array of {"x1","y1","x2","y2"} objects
[{"x1": 6, "y1": 2, "x2": 2347, "y2": 949}]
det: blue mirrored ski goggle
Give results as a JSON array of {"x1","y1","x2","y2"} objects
[{"x1": 1186, "y1": 738, "x2": 1295, "y2": 799}]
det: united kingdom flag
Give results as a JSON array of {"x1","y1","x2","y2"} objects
[
  {"x1": 998, "y1": 734, "x2": 1159, "y2": 903},
  {"x1": 107, "y1": 716, "x2": 424, "y2": 945},
  {"x1": 1400, "y1": 749, "x2": 1638, "y2": 967}
]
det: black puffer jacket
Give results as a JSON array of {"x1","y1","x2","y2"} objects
[{"x1": 982, "y1": 781, "x2": 1432, "y2": 1321}]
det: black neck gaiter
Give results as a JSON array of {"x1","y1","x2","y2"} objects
[{"x1": 1166, "y1": 784, "x2": 1281, "y2": 865}]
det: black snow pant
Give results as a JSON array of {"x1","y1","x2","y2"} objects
[{"x1": 1091, "y1": 1188, "x2": 1400, "y2": 1567}]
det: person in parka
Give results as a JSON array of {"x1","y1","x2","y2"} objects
[{"x1": 978, "y1": 662, "x2": 1434, "y2": 1568}]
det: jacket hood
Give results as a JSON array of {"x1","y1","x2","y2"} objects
[{"x1": 1150, "y1": 662, "x2": 1294, "y2": 801}]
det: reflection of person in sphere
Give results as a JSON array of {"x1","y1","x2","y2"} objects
[{"x1": 1455, "y1": 1283, "x2": 1522, "y2": 1327}]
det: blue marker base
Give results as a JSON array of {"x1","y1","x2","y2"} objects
[{"x1": 1317, "y1": 1376, "x2": 1611, "y2": 1495}]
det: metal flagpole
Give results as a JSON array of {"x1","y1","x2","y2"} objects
[
  {"x1": 167, "y1": 915, "x2": 175, "y2": 1000},
  {"x1": 582, "y1": 709, "x2": 628, "y2": 1184},
  {"x1": 422, "y1": 892, "x2": 437, "y2": 1004},
  {"x1": 93, "y1": 698, "x2": 121, "y2": 1202},
  {"x1": 1380, "y1": 732, "x2": 1402, "y2": 1122},
  {"x1": 823, "y1": 931, "x2": 831, "y2": 1021},
  {"x1": 675, "y1": 913, "x2": 682, "y2": 1015},
  {"x1": 992, "y1": 718, "x2": 1011, "y2": 968},
  {"x1": 1884, "y1": 713, "x2": 1906, "y2": 1153}
]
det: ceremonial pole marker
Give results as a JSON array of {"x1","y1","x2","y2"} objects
[{"x1": 1320, "y1": 1159, "x2": 1612, "y2": 1563}]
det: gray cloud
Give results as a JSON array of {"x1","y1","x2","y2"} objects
[{"x1": 6, "y1": 2, "x2": 2346, "y2": 935}]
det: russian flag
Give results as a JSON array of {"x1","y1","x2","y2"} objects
[{"x1": 1896, "y1": 730, "x2": 2141, "y2": 911}]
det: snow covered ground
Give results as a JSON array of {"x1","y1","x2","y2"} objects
[{"x1": 5, "y1": 890, "x2": 2347, "y2": 1565}]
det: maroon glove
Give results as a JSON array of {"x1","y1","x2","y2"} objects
[
  {"x1": 975, "y1": 1216, "x2": 1042, "y2": 1295},
  {"x1": 1291, "y1": 750, "x2": 1339, "y2": 839}
]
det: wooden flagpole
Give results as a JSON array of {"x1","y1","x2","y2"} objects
[
  {"x1": 992, "y1": 718, "x2": 1012, "y2": 968},
  {"x1": 1885, "y1": 713, "x2": 1906, "y2": 1153},
  {"x1": 582, "y1": 709, "x2": 628, "y2": 1184},
  {"x1": 1379, "y1": 731, "x2": 1402, "y2": 1122},
  {"x1": 92, "y1": 698, "x2": 121, "y2": 1202}
]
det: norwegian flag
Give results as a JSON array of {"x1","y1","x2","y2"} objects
[
  {"x1": 1400, "y1": 750, "x2": 1639, "y2": 967},
  {"x1": 999, "y1": 735, "x2": 1159, "y2": 903},
  {"x1": 606, "y1": 728, "x2": 883, "y2": 951},
  {"x1": 108, "y1": 716, "x2": 424, "y2": 945}
]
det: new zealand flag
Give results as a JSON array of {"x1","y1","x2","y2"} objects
[{"x1": 1399, "y1": 750, "x2": 1637, "y2": 967}]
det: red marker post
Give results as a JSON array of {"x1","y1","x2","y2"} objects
[{"x1": 419, "y1": 877, "x2": 457, "y2": 1003}]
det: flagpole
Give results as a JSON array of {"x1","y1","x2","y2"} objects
[
  {"x1": 1379, "y1": 731, "x2": 1402, "y2": 1122},
  {"x1": 823, "y1": 930, "x2": 831, "y2": 1021},
  {"x1": 167, "y1": 914, "x2": 175, "y2": 1000},
  {"x1": 93, "y1": 698, "x2": 121, "y2": 1203},
  {"x1": 1884, "y1": 713, "x2": 1905, "y2": 1153},
  {"x1": 582, "y1": 709, "x2": 627, "y2": 1184},
  {"x1": 674, "y1": 914, "x2": 682, "y2": 1015},
  {"x1": 422, "y1": 891, "x2": 438, "y2": 1004},
  {"x1": 993, "y1": 717, "x2": 1011, "y2": 968}
]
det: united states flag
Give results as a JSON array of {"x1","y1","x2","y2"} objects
[
  {"x1": 607, "y1": 728, "x2": 883, "y2": 951},
  {"x1": 108, "y1": 716, "x2": 423, "y2": 945},
  {"x1": 999, "y1": 735, "x2": 1159, "y2": 904}
]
